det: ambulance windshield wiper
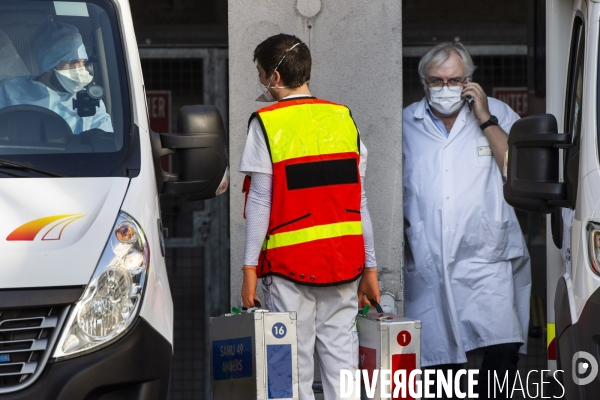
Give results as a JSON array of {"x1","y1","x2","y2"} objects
[{"x1": 0, "y1": 158, "x2": 71, "y2": 177}]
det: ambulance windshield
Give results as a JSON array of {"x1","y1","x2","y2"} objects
[{"x1": 0, "y1": 0, "x2": 135, "y2": 177}]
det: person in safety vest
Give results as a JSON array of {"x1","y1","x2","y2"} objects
[
  {"x1": 239, "y1": 33, "x2": 380, "y2": 400},
  {"x1": 403, "y1": 42, "x2": 531, "y2": 399}
]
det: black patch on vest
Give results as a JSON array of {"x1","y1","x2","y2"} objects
[{"x1": 286, "y1": 158, "x2": 358, "y2": 190}]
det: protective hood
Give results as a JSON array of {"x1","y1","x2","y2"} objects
[
  {"x1": 34, "y1": 21, "x2": 88, "y2": 75},
  {"x1": 0, "y1": 178, "x2": 129, "y2": 288}
]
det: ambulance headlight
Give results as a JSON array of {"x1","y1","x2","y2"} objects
[
  {"x1": 53, "y1": 212, "x2": 149, "y2": 359},
  {"x1": 588, "y1": 222, "x2": 600, "y2": 276}
]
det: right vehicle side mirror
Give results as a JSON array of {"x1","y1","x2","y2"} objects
[
  {"x1": 151, "y1": 105, "x2": 229, "y2": 201},
  {"x1": 503, "y1": 114, "x2": 571, "y2": 214}
]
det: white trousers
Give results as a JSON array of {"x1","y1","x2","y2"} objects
[{"x1": 262, "y1": 276, "x2": 360, "y2": 400}]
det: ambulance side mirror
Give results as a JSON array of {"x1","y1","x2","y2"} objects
[
  {"x1": 151, "y1": 105, "x2": 229, "y2": 201},
  {"x1": 503, "y1": 114, "x2": 571, "y2": 213}
]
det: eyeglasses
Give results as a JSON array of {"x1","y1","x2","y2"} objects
[{"x1": 425, "y1": 77, "x2": 471, "y2": 90}]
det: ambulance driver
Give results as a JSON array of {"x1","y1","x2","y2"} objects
[{"x1": 239, "y1": 33, "x2": 380, "y2": 400}]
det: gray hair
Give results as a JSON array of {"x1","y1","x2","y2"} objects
[{"x1": 418, "y1": 42, "x2": 476, "y2": 82}]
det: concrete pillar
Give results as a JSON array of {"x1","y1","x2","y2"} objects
[{"x1": 228, "y1": 0, "x2": 404, "y2": 314}]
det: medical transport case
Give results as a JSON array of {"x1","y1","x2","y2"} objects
[
  {"x1": 356, "y1": 304, "x2": 421, "y2": 400},
  {"x1": 209, "y1": 310, "x2": 299, "y2": 400}
]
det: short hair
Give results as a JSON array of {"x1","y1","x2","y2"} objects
[
  {"x1": 418, "y1": 42, "x2": 475, "y2": 82},
  {"x1": 253, "y1": 34, "x2": 311, "y2": 88}
]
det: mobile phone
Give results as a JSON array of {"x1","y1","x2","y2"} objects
[{"x1": 463, "y1": 77, "x2": 473, "y2": 110}]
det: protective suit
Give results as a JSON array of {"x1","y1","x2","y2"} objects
[
  {"x1": 402, "y1": 97, "x2": 531, "y2": 367},
  {"x1": 0, "y1": 21, "x2": 112, "y2": 134},
  {"x1": 0, "y1": 76, "x2": 111, "y2": 134}
]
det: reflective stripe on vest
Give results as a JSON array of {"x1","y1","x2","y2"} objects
[
  {"x1": 255, "y1": 98, "x2": 365, "y2": 286},
  {"x1": 264, "y1": 221, "x2": 363, "y2": 250}
]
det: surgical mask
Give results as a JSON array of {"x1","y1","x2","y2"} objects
[
  {"x1": 256, "y1": 90, "x2": 276, "y2": 102},
  {"x1": 54, "y1": 67, "x2": 92, "y2": 94},
  {"x1": 428, "y1": 86, "x2": 464, "y2": 115},
  {"x1": 255, "y1": 78, "x2": 281, "y2": 102},
  {"x1": 255, "y1": 42, "x2": 301, "y2": 102}
]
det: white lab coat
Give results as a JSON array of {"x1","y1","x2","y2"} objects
[{"x1": 402, "y1": 98, "x2": 531, "y2": 367}]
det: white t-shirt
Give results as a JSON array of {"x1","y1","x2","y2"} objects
[{"x1": 239, "y1": 95, "x2": 368, "y2": 176}]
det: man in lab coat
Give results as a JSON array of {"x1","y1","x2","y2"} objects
[{"x1": 402, "y1": 42, "x2": 531, "y2": 399}]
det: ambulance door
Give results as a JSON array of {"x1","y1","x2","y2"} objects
[
  {"x1": 554, "y1": 6, "x2": 600, "y2": 398},
  {"x1": 554, "y1": 12, "x2": 584, "y2": 394}
]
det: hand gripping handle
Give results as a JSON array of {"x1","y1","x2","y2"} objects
[
  {"x1": 242, "y1": 299, "x2": 262, "y2": 311},
  {"x1": 370, "y1": 300, "x2": 384, "y2": 315}
]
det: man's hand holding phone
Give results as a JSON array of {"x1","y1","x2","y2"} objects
[{"x1": 462, "y1": 81, "x2": 491, "y2": 124}]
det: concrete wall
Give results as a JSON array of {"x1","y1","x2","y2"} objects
[{"x1": 228, "y1": 0, "x2": 404, "y2": 313}]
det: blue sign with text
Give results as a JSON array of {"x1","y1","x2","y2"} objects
[
  {"x1": 212, "y1": 336, "x2": 253, "y2": 381},
  {"x1": 267, "y1": 344, "x2": 293, "y2": 398},
  {"x1": 0, "y1": 354, "x2": 9, "y2": 363}
]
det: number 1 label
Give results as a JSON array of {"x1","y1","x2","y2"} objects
[{"x1": 397, "y1": 330, "x2": 412, "y2": 346}]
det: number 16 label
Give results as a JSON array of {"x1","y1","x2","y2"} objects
[{"x1": 272, "y1": 322, "x2": 287, "y2": 339}]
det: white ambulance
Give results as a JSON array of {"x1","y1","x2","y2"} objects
[
  {"x1": 504, "y1": 0, "x2": 600, "y2": 397},
  {"x1": 0, "y1": 0, "x2": 228, "y2": 399}
]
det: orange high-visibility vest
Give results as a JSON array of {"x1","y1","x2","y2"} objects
[{"x1": 253, "y1": 97, "x2": 365, "y2": 286}]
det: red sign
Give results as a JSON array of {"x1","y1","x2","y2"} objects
[
  {"x1": 391, "y1": 353, "x2": 416, "y2": 400},
  {"x1": 492, "y1": 87, "x2": 529, "y2": 117},
  {"x1": 358, "y1": 346, "x2": 376, "y2": 388},
  {"x1": 146, "y1": 91, "x2": 171, "y2": 133},
  {"x1": 146, "y1": 91, "x2": 171, "y2": 171}
]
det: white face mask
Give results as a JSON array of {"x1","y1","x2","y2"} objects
[
  {"x1": 256, "y1": 89, "x2": 276, "y2": 102},
  {"x1": 428, "y1": 86, "x2": 464, "y2": 115},
  {"x1": 54, "y1": 67, "x2": 93, "y2": 94},
  {"x1": 255, "y1": 77, "x2": 283, "y2": 102}
]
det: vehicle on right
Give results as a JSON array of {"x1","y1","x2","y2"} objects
[{"x1": 504, "y1": 0, "x2": 600, "y2": 397}]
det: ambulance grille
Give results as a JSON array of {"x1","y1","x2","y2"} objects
[{"x1": 0, "y1": 306, "x2": 67, "y2": 393}]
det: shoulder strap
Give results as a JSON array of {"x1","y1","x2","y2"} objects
[{"x1": 247, "y1": 112, "x2": 259, "y2": 130}]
